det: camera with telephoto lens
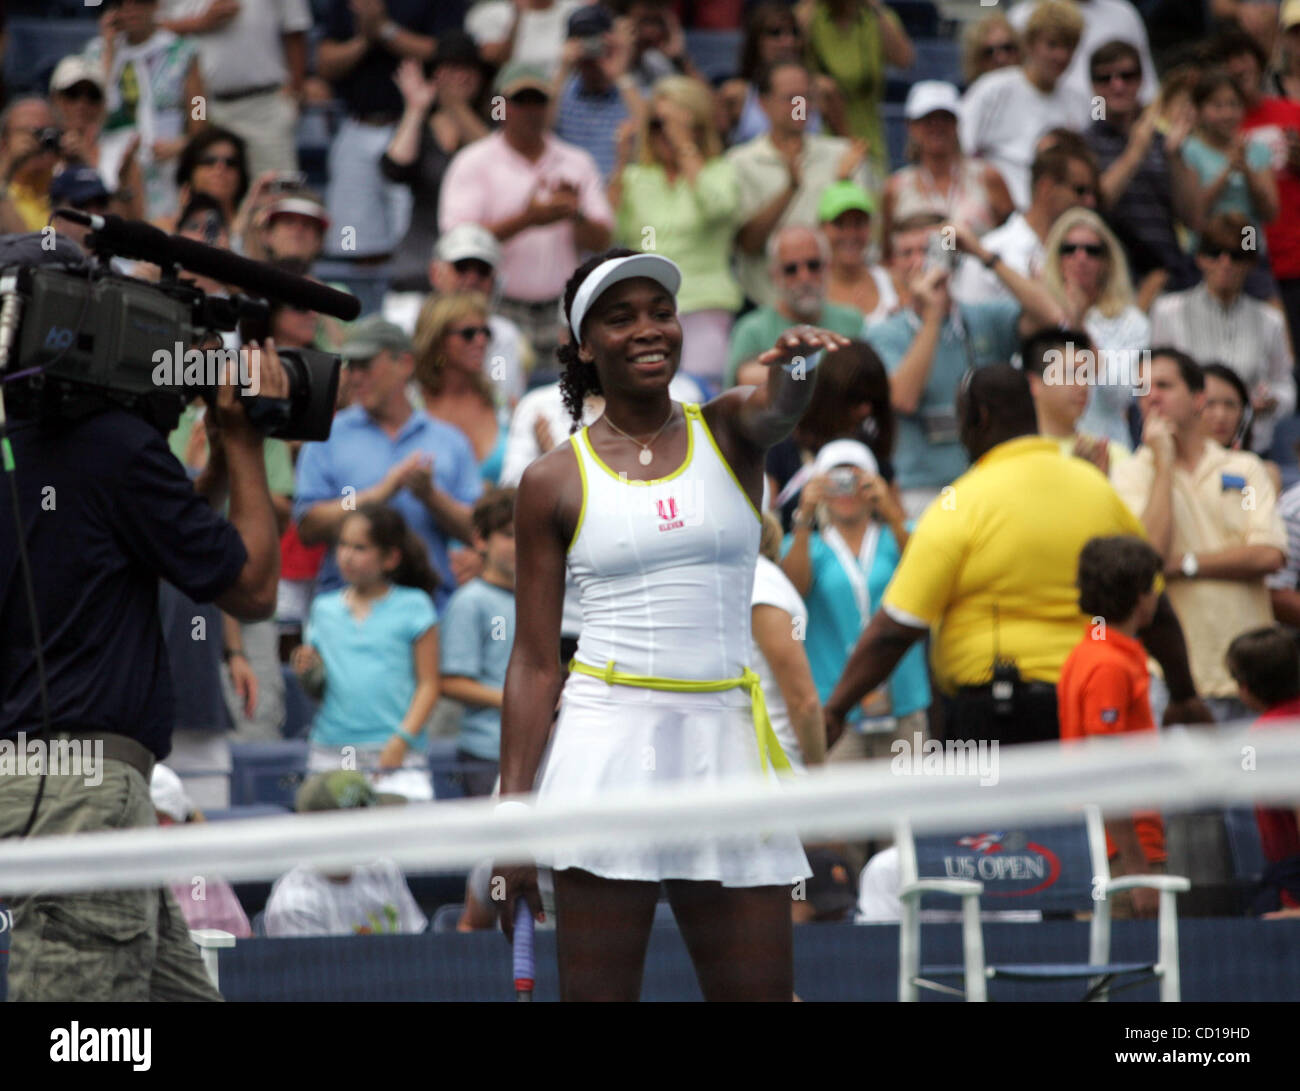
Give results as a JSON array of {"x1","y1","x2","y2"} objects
[
  {"x1": 0, "y1": 223, "x2": 345, "y2": 440},
  {"x1": 35, "y1": 127, "x2": 63, "y2": 153}
]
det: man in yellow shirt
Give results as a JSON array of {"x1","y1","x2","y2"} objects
[
  {"x1": 824, "y1": 364, "x2": 1208, "y2": 746},
  {"x1": 0, "y1": 97, "x2": 59, "y2": 231}
]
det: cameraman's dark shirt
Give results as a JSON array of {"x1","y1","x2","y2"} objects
[{"x1": 0, "y1": 410, "x2": 247, "y2": 759}]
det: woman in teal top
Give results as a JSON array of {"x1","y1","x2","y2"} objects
[
  {"x1": 779, "y1": 439, "x2": 929, "y2": 751},
  {"x1": 610, "y1": 75, "x2": 741, "y2": 390},
  {"x1": 1182, "y1": 69, "x2": 1279, "y2": 299}
]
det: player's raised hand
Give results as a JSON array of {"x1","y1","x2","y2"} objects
[{"x1": 754, "y1": 325, "x2": 850, "y2": 367}]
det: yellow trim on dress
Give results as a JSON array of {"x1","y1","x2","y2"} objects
[
  {"x1": 689, "y1": 402, "x2": 762, "y2": 524},
  {"x1": 567, "y1": 432, "x2": 589, "y2": 554},
  {"x1": 578, "y1": 401, "x2": 696, "y2": 486},
  {"x1": 568, "y1": 656, "x2": 792, "y2": 775}
]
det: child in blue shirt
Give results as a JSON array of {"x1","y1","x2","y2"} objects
[
  {"x1": 440, "y1": 488, "x2": 516, "y2": 796},
  {"x1": 292, "y1": 503, "x2": 440, "y2": 800}
]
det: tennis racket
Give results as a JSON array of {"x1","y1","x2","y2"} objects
[{"x1": 512, "y1": 899, "x2": 534, "y2": 1001}]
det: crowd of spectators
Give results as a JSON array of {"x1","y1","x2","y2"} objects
[{"x1": 7, "y1": 0, "x2": 1300, "y2": 933}]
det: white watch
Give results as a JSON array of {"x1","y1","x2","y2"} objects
[{"x1": 1180, "y1": 552, "x2": 1198, "y2": 579}]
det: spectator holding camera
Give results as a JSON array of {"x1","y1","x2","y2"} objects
[
  {"x1": 48, "y1": 56, "x2": 109, "y2": 171},
  {"x1": 864, "y1": 214, "x2": 1066, "y2": 517},
  {"x1": 0, "y1": 97, "x2": 62, "y2": 231},
  {"x1": 779, "y1": 439, "x2": 929, "y2": 764},
  {"x1": 83, "y1": 0, "x2": 207, "y2": 222}
]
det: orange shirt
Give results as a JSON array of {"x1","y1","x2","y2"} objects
[{"x1": 1058, "y1": 625, "x2": 1166, "y2": 864}]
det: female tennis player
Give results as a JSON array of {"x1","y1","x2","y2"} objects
[{"x1": 493, "y1": 247, "x2": 849, "y2": 1001}]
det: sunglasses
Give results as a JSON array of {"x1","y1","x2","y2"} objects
[
  {"x1": 452, "y1": 324, "x2": 492, "y2": 342},
  {"x1": 1200, "y1": 244, "x2": 1254, "y2": 264},
  {"x1": 198, "y1": 154, "x2": 239, "y2": 169},
  {"x1": 764, "y1": 25, "x2": 799, "y2": 39},
  {"x1": 452, "y1": 258, "x2": 493, "y2": 277},
  {"x1": 59, "y1": 84, "x2": 104, "y2": 103},
  {"x1": 980, "y1": 41, "x2": 1020, "y2": 60},
  {"x1": 781, "y1": 258, "x2": 823, "y2": 275},
  {"x1": 1092, "y1": 68, "x2": 1141, "y2": 86},
  {"x1": 1060, "y1": 242, "x2": 1105, "y2": 258}
]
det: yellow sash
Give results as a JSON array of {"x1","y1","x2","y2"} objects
[{"x1": 567, "y1": 657, "x2": 792, "y2": 774}]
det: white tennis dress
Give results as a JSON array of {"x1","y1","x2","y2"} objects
[{"x1": 534, "y1": 402, "x2": 812, "y2": 887}]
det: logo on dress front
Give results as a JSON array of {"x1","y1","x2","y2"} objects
[{"x1": 656, "y1": 495, "x2": 684, "y2": 531}]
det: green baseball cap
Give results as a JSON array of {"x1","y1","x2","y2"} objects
[
  {"x1": 818, "y1": 180, "x2": 876, "y2": 223},
  {"x1": 495, "y1": 62, "x2": 551, "y2": 98},
  {"x1": 338, "y1": 315, "x2": 412, "y2": 362},
  {"x1": 295, "y1": 770, "x2": 406, "y2": 812}
]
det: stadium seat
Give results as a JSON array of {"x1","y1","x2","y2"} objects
[
  {"x1": 685, "y1": 28, "x2": 744, "y2": 84},
  {"x1": 903, "y1": 38, "x2": 964, "y2": 88},
  {"x1": 882, "y1": 103, "x2": 909, "y2": 173},
  {"x1": 3, "y1": 18, "x2": 98, "y2": 96},
  {"x1": 897, "y1": 805, "x2": 1190, "y2": 1001},
  {"x1": 281, "y1": 665, "x2": 317, "y2": 740},
  {"x1": 430, "y1": 903, "x2": 465, "y2": 934},
  {"x1": 1224, "y1": 806, "x2": 1268, "y2": 913},
  {"x1": 310, "y1": 259, "x2": 390, "y2": 318},
  {"x1": 203, "y1": 804, "x2": 293, "y2": 822},
  {"x1": 889, "y1": 0, "x2": 942, "y2": 38},
  {"x1": 428, "y1": 738, "x2": 496, "y2": 801},
  {"x1": 228, "y1": 740, "x2": 310, "y2": 808}
]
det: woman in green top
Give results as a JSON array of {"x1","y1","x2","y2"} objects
[
  {"x1": 802, "y1": 0, "x2": 914, "y2": 179},
  {"x1": 609, "y1": 75, "x2": 742, "y2": 390}
]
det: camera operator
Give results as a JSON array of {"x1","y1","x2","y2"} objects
[
  {"x1": 0, "y1": 97, "x2": 61, "y2": 232},
  {"x1": 0, "y1": 238, "x2": 288, "y2": 1000}
]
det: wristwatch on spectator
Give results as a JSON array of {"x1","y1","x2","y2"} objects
[
  {"x1": 222, "y1": 648, "x2": 248, "y2": 664},
  {"x1": 1180, "y1": 552, "x2": 1198, "y2": 579},
  {"x1": 379, "y1": 20, "x2": 399, "y2": 43}
]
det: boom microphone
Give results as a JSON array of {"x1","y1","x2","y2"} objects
[{"x1": 59, "y1": 210, "x2": 361, "y2": 322}]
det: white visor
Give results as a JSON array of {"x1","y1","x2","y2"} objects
[{"x1": 568, "y1": 254, "x2": 682, "y2": 341}]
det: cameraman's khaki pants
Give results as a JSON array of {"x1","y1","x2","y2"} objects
[{"x1": 0, "y1": 762, "x2": 222, "y2": 1002}]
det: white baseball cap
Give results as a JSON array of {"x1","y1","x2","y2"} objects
[
  {"x1": 150, "y1": 763, "x2": 194, "y2": 823},
  {"x1": 50, "y1": 55, "x2": 105, "y2": 95},
  {"x1": 813, "y1": 438, "x2": 880, "y2": 478},
  {"x1": 435, "y1": 222, "x2": 500, "y2": 267},
  {"x1": 568, "y1": 253, "x2": 682, "y2": 341},
  {"x1": 904, "y1": 80, "x2": 962, "y2": 122}
]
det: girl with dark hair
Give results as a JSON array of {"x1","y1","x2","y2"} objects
[
  {"x1": 494, "y1": 247, "x2": 849, "y2": 1001},
  {"x1": 291, "y1": 503, "x2": 441, "y2": 801},
  {"x1": 165, "y1": 126, "x2": 250, "y2": 232}
]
